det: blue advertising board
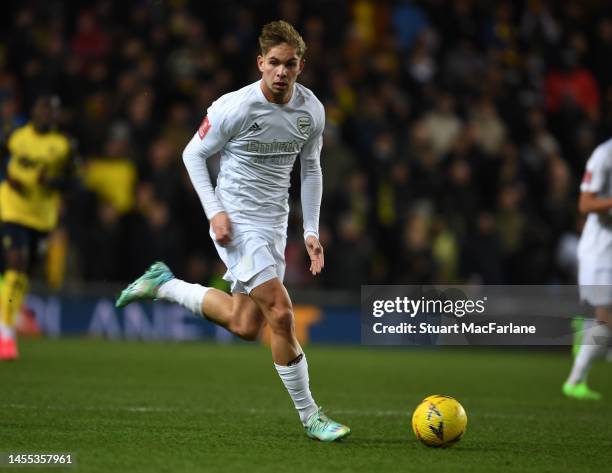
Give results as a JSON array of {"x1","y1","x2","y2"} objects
[{"x1": 25, "y1": 293, "x2": 361, "y2": 345}]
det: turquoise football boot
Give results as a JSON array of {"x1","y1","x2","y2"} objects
[
  {"x1": 115, "y1": 262, "x2": 175, "y2": 308},
  {"x1": 562, "y1": 382, "x2": 602, "y2": 401},
  {"x1": 304, "y1": 407, "x2": 351, "y2": 442}
]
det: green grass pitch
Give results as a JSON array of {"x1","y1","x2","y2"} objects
[{"x1": 1, "y1": 339, "x2": 611, "y2": 472}]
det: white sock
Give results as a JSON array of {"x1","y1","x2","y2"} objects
[
  {"x1": 275, "y1": 354, "x2": 318, "y2": 425},
  {"x1": 157, "y1": 279, "x2": 209, "y2": 316},
  {"x1": 567, "y1": 323, "x2": 611, "y2": 385},
  {"x1": 0, "y1": 322, "x2": 15, "y2": 339}
]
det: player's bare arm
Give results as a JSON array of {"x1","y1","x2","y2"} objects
[{"x1": 578, "y1": 191, "x2": 612, "y2": 214}]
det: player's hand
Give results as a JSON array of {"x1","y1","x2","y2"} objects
[
  {"x1": 211, "y1": 212, "x2": 232, "y2": 246},
  {"x1": 305, "y1": 235, "x2": 324, "y2": 275}
]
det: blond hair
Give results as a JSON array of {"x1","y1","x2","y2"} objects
[{"x1": 259, "y1": 20, "x2": 306, "y2": 58}]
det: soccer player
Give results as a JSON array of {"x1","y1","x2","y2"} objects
[
  {"x1": 563, "y1": 139, "x2": 612, "y2": 400},
  {"x1": 0, "y1": 96, "x2": 73, "y2": 360},
  {"x1": 116, "y1": 20, "x2": 351, "y2": 441}
]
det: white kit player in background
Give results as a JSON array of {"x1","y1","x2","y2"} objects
[
  {"x1": 563, "y1": 139, "x2": 612, "y2": 400},
  {"x1": 115, "y1": 20, "x2": 350, "y2": 441}
]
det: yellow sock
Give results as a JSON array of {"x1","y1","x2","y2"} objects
[{"x1": 0, "y1": 270, "x2": 28, "y2": 329}]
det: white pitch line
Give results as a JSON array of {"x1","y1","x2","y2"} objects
[
  {"x1": 1, "y1": 403, "x2": 397, "y2": 416},
  {"x1": 0, "y1": 403, "x2": 540, "y2": 420},
  {"x1": 1, "y1": 403, "x2": 179, "y2": 413}
]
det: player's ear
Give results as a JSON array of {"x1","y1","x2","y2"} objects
[
  {"x1": 298, "y1": 58, "x2": 305, "y2": 74},
  {"x1": 257, "y1": 55, "x2": 264, "y2": 73}
]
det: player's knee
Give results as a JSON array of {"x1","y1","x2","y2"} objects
[
  {"x1": 227, "y1": 305, "x2": 263, "y2": 341},
  {"x1": 267, "y1": 306, "x2": 294, "y2": 336},
  {"x1": 232, "y1": 320, "x2": 262, "y2": 341}
]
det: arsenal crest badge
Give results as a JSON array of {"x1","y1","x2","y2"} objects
[{"x1": 297, "y1": 116, "x2": 311, "y2": 136}]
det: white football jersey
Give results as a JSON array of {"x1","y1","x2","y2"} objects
[
  {"x1": 182, "y1": 80, "x2": 324, "y2": 236},
  {"x1": 577, "y1": 138, "x2": 612, "y2": 265}
]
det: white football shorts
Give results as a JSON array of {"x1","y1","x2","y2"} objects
[
  {"x1": 578, "y1": 260, "x2": 612, "y2": 307},
  {"x1": 210, "y1": 223, "x2": 286, "y2": 294}
]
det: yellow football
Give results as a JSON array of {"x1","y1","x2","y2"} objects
[{"x1": 412, "y1": 395, "x2": 467, "y2": 447}]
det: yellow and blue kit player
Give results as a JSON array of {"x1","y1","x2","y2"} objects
[{"x1": 0, "y1": 96, "x2": 74, "y2": 360}]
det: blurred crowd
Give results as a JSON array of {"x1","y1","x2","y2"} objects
[{"x1": 1, "y1": 0, "x2": 611, "y2": 290}]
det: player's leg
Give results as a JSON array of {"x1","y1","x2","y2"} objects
[
  {"x1": 201, "y1": 290, "x2": 265, "y2": 341},
  {"x1": 249, "y1": 277, "x2": 299, "y2": 364},
  {"x1": 115, "y1": 262, "x2": 265, "y2": 341},
  {"x1": 564, "y1": 306, "x2": 611, "y2": 400},
  {"x1": 571, "y1": 317, "x2": 585, "y2": 357},
  {"x1": 160, "y1": 278, "x2": 265, "y2": 340},
  {"x1": 249, "y1": 276, "x2": 350, "y2": 441},
  {"x1": 571, "y1": 317, "x2": 612, "y2": 361},
  {"x1": 0, "y1": 224, "x2": 31, "y2": 360}
]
